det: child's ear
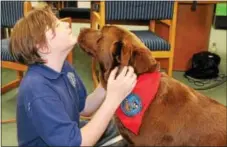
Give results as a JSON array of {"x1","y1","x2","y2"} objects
[
  {"x1": 36, "y1": 44, "x2": 51, "y2": 54},
  {"x1": 45, "y1": 28, "x2": 56, "y2": 43}
]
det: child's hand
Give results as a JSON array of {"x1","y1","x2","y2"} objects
[{"x1": 106, "y1": 66, "x2": 137, "y2": 107}]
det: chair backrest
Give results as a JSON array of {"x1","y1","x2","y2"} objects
[
  {"x1": 1, "y1": 1, "x2": 25, "y2": 28},
  {"x1": 64, "y1": 1, "x2": 78, "y2": 7},
  {"x1": 105, "y1": 1, "x2": 174, "y2": 21}
]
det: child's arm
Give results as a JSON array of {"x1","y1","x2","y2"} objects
[
  {"x1": 80, "y1": 83, "x2": 106, "y2": 117},
  {"x1": 80, "y1": 66, "x2": 137, "y2": 146},
  {"x1": 80, "y1": 95, "x2": 121, "y2": 146}
]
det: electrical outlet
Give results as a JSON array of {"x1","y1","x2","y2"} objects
[{"x1": 210, "y1": 42, "x2": 217, "y2": 53}]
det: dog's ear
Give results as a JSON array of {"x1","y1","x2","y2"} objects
[
  {"x1": 112, "y1": 40, "x2": 132, "y2": 67},
  {"x1": 111, "y1": 40, "x2": 158, "y2": 75},
  {"x1": 132, "y1": 49, "x2": 158, "y2": 74}
]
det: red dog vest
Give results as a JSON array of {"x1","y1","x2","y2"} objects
[{"x1": 115, "y1": 72, "x2": 161, "y2": 135}]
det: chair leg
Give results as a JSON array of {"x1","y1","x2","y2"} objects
[
  {"x1": 1, "y1": 71, "x2": 24, "y2": 124},
  {"x1": 17, "y1": 71, "x2": 23, "y2": 80},
  {"x1": 168, "y1": 57, "x2": 173, "y2": 77},
  {"x1": 5, "y1": 28, "x2": 10, "y2": 38},
  {"x1": 92, "y1": 58, "x2": 99, "y2": 88},
  {"x1": 1, "y1": 71, "x2": 23, "y2": 95},
  {"x1": 1, "y1": 119, "x2": 16, "y2": 124},
  {"x1": 1, "y1": 81, "x2": 17, "y2": 123},
  {"x1": 1, "y1": 79, "x2": 21, "y2": 94}
]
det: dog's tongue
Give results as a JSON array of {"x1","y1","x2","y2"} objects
[{"x1": 115, "y1": 72, "x2": 161, "y2": 135}]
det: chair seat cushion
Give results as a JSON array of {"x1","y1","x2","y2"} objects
[
  {"x1": 59, "y1": 8, "x2": 90, "y2": 19},
  {"x1": 1, "y1": 39, "x2": 15, "y2": 61},
  {"x1": 131, "y1": 30, "x2": 170, "y2": 51}
]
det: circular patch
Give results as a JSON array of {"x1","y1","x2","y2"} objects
[{"x1": 121, "y1": 93, "x2": 142, "y2": 117}]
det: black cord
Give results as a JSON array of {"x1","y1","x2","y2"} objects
[{"x1": 184, "y1": 74, "x2": 227, "y2": 90}]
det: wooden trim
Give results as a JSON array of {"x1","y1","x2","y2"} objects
[
  {"x1": 99, "y1": 1, "x2": 105, "y2": 28},
  {"x1": 166, "y1": 2, "x2": 178, "y2": 77},
  {"x1": 1, "y1": 79, "x2": 21, "y2": 94},
  {"x1": 149, "y1": 20, "x2": 155, "y2": 32},
  {"x1": 90, "y1": 1, "x2": 103, "y2": 88},
  {"x1": 169, "y1": 2, "x2": 178, "y2": 55},
  {"x1": 1, "y1": 61, "x2": 28, "y2": 71},
  {"x1": 151, "y1": 51, "x2": 172, "y2": 58},
  {"x1": 1, "y1": 119, "x2": 16, "y2": 124},
  {"x1": 17, "y1": 71, "x2": 23, "y2": 80},
  {"x1": 168, "y1": 57, "x2": 174, "y2": 77},
  {"x1": 160, "y1": 19, "x2": 171, "y2": 26},
  {"x1": 91, "y1": 2, "x2": 102, "y2": 29},
  {"x1": 5, "y1": 28, "x2": 10, "y2": 38}
]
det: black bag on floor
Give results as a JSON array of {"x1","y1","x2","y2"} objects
[{"x1": 184, "y1": 51, "x2": 221, "y2": 79}]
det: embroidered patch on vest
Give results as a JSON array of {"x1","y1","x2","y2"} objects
[
  {"x1": 116, "y1": 71, "x2": 161, "y2": 135},
  {"x1": 67, "y1": 72, "x2": 76, "y2": 88},
  {"x1": 121, "y1": 93, "x2": 142, "y2": 117}
]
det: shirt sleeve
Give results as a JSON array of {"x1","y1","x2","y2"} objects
[{"x1": 26, "y1": 97, "x2": 82, "y2": 146}]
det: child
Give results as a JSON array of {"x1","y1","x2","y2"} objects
[{"x1": 10, "y1": 7, "x2": 137, "y2": 146}]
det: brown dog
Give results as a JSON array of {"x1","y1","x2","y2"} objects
[{"x1": 77, "y1": 26, "x2": 226, "y2": 146}]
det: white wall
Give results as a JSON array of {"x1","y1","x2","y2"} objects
[
  {"x1": 209, "y1": 27, "x2": 227, "y2": 74},
  {"x1": 77, "y1": 1, "x2": 90, "y2": 8}
]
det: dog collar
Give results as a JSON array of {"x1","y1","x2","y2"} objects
[{"x1": 116, "y1": 71, "x2": 161, "y2": 135}]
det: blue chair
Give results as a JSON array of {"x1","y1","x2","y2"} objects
[
  {"x1": 90, "y1": 1, "x2": 178, "y2": 87},
  {"x1": 58, "y1": 1, "x2": 90, "y2": 23},
  {"x1": 1, "y1": 1, "x2": 32, "y2": 124},
  {"x1": 1, "y1": 1, "x2": 32, "y2": 95}
]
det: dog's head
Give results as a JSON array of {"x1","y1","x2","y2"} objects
[{"x1": 78, "y1": 25, "x2": 158, "y2": 86}]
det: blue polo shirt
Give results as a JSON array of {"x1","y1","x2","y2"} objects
[{"x1": 17, "y1": 61, "x2": 87, "y2": 147}]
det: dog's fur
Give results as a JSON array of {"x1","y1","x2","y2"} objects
[{"x1": 77, "y1": 26, "x2": 227, "y2": 146}]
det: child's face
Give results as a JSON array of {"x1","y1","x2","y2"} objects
[{"x1": 45, "y1": 17, "x2": 77, "y2": 53}]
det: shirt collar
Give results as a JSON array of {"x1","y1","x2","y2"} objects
[{"x1": 29, "y1": 62, "x2": 68, "y2": 80}]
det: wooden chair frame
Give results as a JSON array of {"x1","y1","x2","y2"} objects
[
  {"x1": 56, "y1": 1, "x2": 91, "y2": 23},
  {"x1": 1, "y1": 3, "x2": 73, "y2": 123},
  {"x1": 90, "y1": 1, "x2": 178, "y2": 88},
  {"x1": 1, "y1": 1, "x2": 32, "y2": 95}
]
